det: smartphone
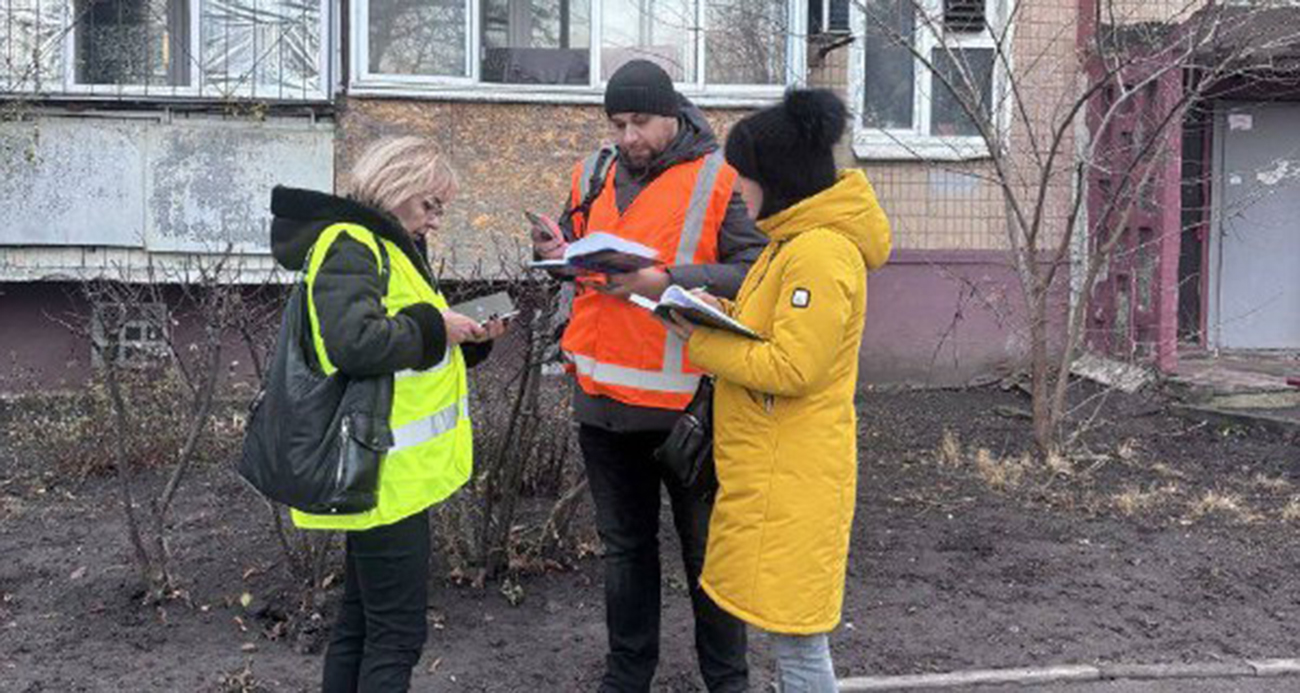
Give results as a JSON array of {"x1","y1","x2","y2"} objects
[
  {"x1": 525, "y1": 210, "x2": 551, "y2": 241},
  {"x1": 449, "y1": 292, "x2": 516, "y2": 325},
  {"x1": 525, "y1": 210, "x2": 566, "y2": 243}
]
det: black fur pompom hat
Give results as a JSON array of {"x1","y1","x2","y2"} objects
[{"x1": 725, "y1": 88, "x2": 848, "y2": 220}]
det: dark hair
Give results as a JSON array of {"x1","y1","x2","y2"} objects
[{"x1": 724, "y1": 89, "x2": 848, "y2": 219}]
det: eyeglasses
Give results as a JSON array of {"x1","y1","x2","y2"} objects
[{"x1": 423, "y1": 196, "x2": 446, "y2": 218}]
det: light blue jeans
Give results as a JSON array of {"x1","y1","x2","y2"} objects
[{"x1": 770, "y1": 632, "x2": 837, "y2": 692}]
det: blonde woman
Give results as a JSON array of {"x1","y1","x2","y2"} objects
[{"x1": 269, "y1": 136, "x2": 504, "y2": 692}]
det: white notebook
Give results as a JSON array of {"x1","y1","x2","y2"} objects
[
  {"x1": 630, "y1": 286, "x2": 762, "y2": 340},
  {"x1": 529, "y1": 232, "x2": 659, "y2": 275}
]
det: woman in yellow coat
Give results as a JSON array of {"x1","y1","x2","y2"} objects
[{"x1": 666, "y1": 89, "x2": 891, "y2": 691}]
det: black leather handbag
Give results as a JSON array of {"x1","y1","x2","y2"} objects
[
  {"x1": 238, "y1": 253, "x2": 394, "y2": 515},
  {"x1": 654, "y1": 377, "x2": 717, "y2": 492}
]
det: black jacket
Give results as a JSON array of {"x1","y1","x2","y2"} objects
[{"x1": 270, "y1": 187, "x2": 491, "y2": 376}]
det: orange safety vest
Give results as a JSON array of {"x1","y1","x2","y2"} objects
[{"x1": 561, "y1": 146, "x2": 737, "y2": 411}]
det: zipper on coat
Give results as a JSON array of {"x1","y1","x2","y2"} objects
[
  {"x1": 333, "y1": 416, "x2": 350, "y2": 512},
  {"x1": 763, "y1": 394, "x2": 775, "y2": 414}
]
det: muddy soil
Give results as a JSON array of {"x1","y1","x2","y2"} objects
[{"x1": 1, "y1": 387, "x2": 1297, "y2": 692}]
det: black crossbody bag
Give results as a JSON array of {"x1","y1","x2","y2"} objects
[{"x1": 654, "y1": 377, "x2": 717, "y2": 493}]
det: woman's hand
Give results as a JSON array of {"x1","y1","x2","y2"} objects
[
  {"x1": 689, "y1": 288, "x2": 723, "y2": 312},
  {"x1": 442, "y1": 310, "x2": 488, "y2": 345},
  {"x1": 666, "y1": 310, "x2": 696, "y2": 341},
  {"x1": 480, "y1": 316, "x2": 509, "y2": 341}
]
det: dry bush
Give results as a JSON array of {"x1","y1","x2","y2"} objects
[
  {"x1": 432, "y1": 253, "x2": 588, "y2": 586},
  {"x1": 937, "y1": 429, "x2": 963, "y2": 468},
  {"x1": 975, "y1": 449, "x2": 1029, "y2": 492}
]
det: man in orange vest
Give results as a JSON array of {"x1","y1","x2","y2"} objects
[{"x1": 533, "y1": 60, "x2": 765, "y2": 692}]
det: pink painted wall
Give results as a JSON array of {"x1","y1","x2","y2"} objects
[{"x1": 5, "y1": 252, "x2": 1060, "y2": 392}]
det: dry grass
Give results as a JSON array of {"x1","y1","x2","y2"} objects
[
  {"x1": 1252, "y1": 474, "x2": 1292, "y2": 492},
  {"x1": 937, "y1": 429, "x2": 963, "y2": 468},
  {"x1": 1150, "y1": 462, "x2": 1187, "y2": 480},
  {"x1": 975, "y1": 448, "x2": 1029, "y2": 491},
  {"x1": 1112, "y1": 483, "x2": 1180, "y2": 517},
  {"x1": 1044, "y1": 452, "x2": 1074, "y2": 477},
  {"x1": 1186, "y1": 491, "x2": 1259, "y2": 524},
  {"x1": 1281, "y1": 497, "x2": 1300, "y2": 523}
]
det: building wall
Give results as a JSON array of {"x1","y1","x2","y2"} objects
[
  {"x1": 0, "y1": 283, "x2": 89, "y2": 392},
  {"x1": 335, "y1": 98, "x2": 749, "y2": 277},
  {"x1": 0, "y1": 282, "x2": 272, "y2": 394}
]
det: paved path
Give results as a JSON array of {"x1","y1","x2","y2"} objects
[
  {"x1": 950, "y1": 680, "x2": 1298, "y2": 692},
  {"x1": 839, "y1": 659, "x2": 1300, "y2": 692}
]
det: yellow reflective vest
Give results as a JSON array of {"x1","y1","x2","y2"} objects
[{"x1": 291, "y1": 223, "x2": 473, "y2": 531}]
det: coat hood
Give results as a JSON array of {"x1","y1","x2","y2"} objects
[
  {"x1": 270, "y1": 186, "x2": 428, "y2": 275},
  {"x1": 756, "y1": 169, "x2": 892, "y2": 271}
]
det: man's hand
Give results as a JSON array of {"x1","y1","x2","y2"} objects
[
  {"x1": 529, "y1": 212, "x2": 567, "y2": 260},
  {"x1": 442, "y1": 310, "x2": 489, "y2": 345},
  {"x1": 665, "y1": 310, "x2": 696, "y2": 340},
  {"x1": 597, "y1": 267, "x2": 671, "y2": 300}
]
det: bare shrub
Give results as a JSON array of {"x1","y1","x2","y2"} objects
[{"x1": 429, "y1": 237, "x2": 587, "y2": 587}]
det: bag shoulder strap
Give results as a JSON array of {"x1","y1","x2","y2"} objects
[
  {"x1": 561, "y1": 145, "x2": 617, "y2": 240},
  {"x1": 298, "y1": 225, "x2": 394, "y2": 375}
]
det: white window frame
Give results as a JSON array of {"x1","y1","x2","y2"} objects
[
  {"x1": 349, "y1": 0, "x2": 807, "y2": 107},
  {"x1": 849, "y1": 0, "x2": 1010, "y2": 160},
  {"x1": 3, "y1": 0, "x2": 332, "y2": 101}
]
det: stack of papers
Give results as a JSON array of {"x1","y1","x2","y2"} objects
[
  {"x1": 530, "y1": 232, "x2": 659, "y2": 275},
  {"x1": 630, "y1": 285, "x2": 762, "y2": 340}
]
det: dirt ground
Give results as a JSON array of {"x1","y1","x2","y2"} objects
[{"x1": 2, "y1": 386, "x2": 1299, "y2": 692}]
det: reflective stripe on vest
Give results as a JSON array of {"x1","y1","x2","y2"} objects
[
  {"x1": 579, "y1": 146, "x2": 617, "y2": 200},
  {"x1": 566, "y1": 149, "x2": 727, "y2": 399},
  {"x1": 391, "y1": 397, "x2": 468, "y2": 453},
  {"x1": 394, "y1": 347, "x2": 451, "y2": 380},
  {"x1": 570, "y1": 354, "x2": 700, "y2": 394}
]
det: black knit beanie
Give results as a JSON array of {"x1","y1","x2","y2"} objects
[
  {"x1": 725, "y1": 89, "x2": 848, "y2": 219},
  {"x1": 604, "y1": 60, "x2": 680, "y2": 118}
]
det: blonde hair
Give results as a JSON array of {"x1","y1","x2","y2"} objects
[{"x1": 346, "y1": 136, "x2": 460, "y2": 214}]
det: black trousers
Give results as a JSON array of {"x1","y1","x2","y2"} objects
[
  {"x1": 579, "y1": 425, "x2": 749, "y2": 693},
  {"x1": 322, "y1": 510, "x2": 430, "y2": 693}
]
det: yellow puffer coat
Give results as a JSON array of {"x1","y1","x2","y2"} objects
[{"x1": 687, "y1": 170, "x2": 891, "y2": 634}]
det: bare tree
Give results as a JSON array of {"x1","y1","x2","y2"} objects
[
  {"x1": 847, "y1": 0, "x2": 1300, "y2": 454},
  {"x1": 431, "y1": 234, "x2": 587, "y2": 586},
  {"x1": 79, "y1": 251, "x2": 257, "y2": 601}
]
